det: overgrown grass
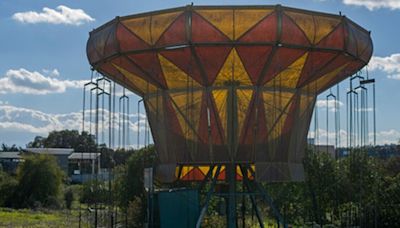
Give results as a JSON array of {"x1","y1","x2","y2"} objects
[{"x1": 0, "y1": 207, "x2": 88, "y2": 228}]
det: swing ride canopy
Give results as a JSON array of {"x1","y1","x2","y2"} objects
[{"x1": 86, "y1": 5, "x2": 373, "y2": 182}]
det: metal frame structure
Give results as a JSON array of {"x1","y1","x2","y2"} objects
[{"x1": 85, "y1": 4, "x2": 373, "y2": 228}]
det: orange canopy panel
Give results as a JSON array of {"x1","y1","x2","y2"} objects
[
  {"x1": 87, "y1": 5, "x2": 373, "y2": 183},
  {"x1": 176, "y1": 165, "x2": 255, "y2": 181}
]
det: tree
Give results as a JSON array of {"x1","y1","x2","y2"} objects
[
  {"x1": 26, "y1": 136, "x2": 45, "y2": 148},
  {"x1": 1, "y1": 143, "x2": 20, "y2": 152},
  {"x1": 27, "y1": 130, "x2": 97, "y2": 152},
  {"x1": 303, "y1": 149, "x2": 338, "y2": 225},
  {"x1": 114, "y1": 145, "x2": 157, "y2": 225},
  {"x1": 385, "y1": 156, "x2": 400, "y2": 177},
  {"x1": 0, "y1": 170, "x2": 18, "y2": 207},
  {"x1": 12, "y1": 154, "x2": 63, "y2": 208}
]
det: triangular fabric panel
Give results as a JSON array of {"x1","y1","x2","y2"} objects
[
  {"x1": 281, "y1": 99, "x2": 298, "y2": 137},
  {"x1": 213, "y1": 48, "x2": 252, "y2": 86},
  {"x1": 197, "y1": 93, "x2": 224, "y2": 146},
  {"x1": 195, "y1": 46, "x2": 232, "y2": 85},
  {"x1": 234, "y1": 9, "x2": 273, "y2": 39},
  {"x1": 274, "y1": 108, "x2": 295, "y2": 161},
  {"x1": 308, "y1": 63, "x2": 349, "y2": 92},
  {"x1": 110, "y1": 56, "x2": 150, "y2": 84},
  {"x1": 236, "y1": 46, "x2": 273, "y2": 84},
  {"x1": 199, "y1": 166, "x2": 210, "y2": 177},
  {"x1": 117, "y1": 23, "x2": 149, "y2": 51},
  {"x1": 196, "y1": 9, "x2": 273, "y2": 40},
  {"x1": 239, "y1": 12, "x2": 277, "y2": 43},
  {"x1": 191, "y1": 12, "x2": 230, "y2": 42},
  {"x1": 212, "y1": 89, "x2": 228, "y2": 142},
  {"x1": 112, "y1": 63, "x2": 157, "y2": 94},
  {"x1": 181, "y1": 167, "x2": 206, "y2": 180},
  {"x1": 96, "y1": 24, "x2": 117, "y2": 58},
  {"x1": 169, "y1": 90, "x2": 203, "y2": 141},
  {"x1": 160, "y1": 48, "x2": 204, "y2": 85},
  {"x1": 212, "y1": 166, "x2": 225, "y2": 178},
  {"x1": 156, "y1": 13, "x2": 186, "y2": 46},
  {"x1": 265, "y1": 52, "x2": 308, "y2": 88},
  {"x1": 164, "y1": 95, "x2": 186, "y2": 146},
  {"x1": 299, "y1": 94, "x2": 315, "y2": 117},
  {"x1": 196, "y1": 9, "x2": 234, "y2": 40},
  {"x1": 255, "y1": 98, "x2": 268, "y2": 145},
  {"x1": 197, "y1": 95, "x2": 210, "y2": 145},
  {"x1": 263, "y1": 92, "x2": 294, "y2": 140},
  {"x1": 179, "y1": 166, "x2": 192, "y2": 179},
  {"x1": 280, "y1": 13, "x2": 310, "y2": 46},
  {"x1": 128, "y1": 52, "x2": 167, "y2": 88},
  {"x1": 216, "y1": 169, "x2": 226, "y2": 180},
  {"x1": 306, "y1": 54, "x2": 352, "y2": 86},
  {"x1": 261, "y1": 48, "x2": 306, "y2": 85},
  {"x1": 150, "y1": 12, "x2": 182, "y2": 44},
  {"x1": 122, "y1": 16, "x2": 152, "y2": 45},
  {"x1": 93, "y1": 34, "x2": 106, "y2": 60},
  {"x1": 263, "y1": 92, "x2": 294, "y2": 160},
  {"x1": 297, "y1": 51, "x2": 338, "y2": 87},
  {"x1": 341, "y1": 61, "x2": 365, "y2": 82},
  {"x1": 238, "y1": 93, "x2": 257, "y2": 145},
  {"x1": 99, "y1": 62, "x2": 138, "y2": 92},
  {"x1": 313, "y1": 15, "x2": 341, "y2": 44},
  {"x1": 285, "y1": 12, "x2": 314, "y2": 43},
  {"x1": 317, "y1": 24, "x2": 345, "y2": 49},
  {"x1": 236, "y1": 89, "x2": 253, "y2": 141},
  {"x1": 145, "y1": 94, "x2": 168, "y2": 161},
  {"x1": 158, "y1": 54, "x2": 201, "y2": 89},
  {"x1": 122, "y1": 11, "x2": 181, "y2": 45},
  {"x1": 345, "y1": 27, "x2": 356, "y2": 56},
  {"x1": 351, "y1": 24, "x2": 371, "y2": 58},
  {"x1": 286, "y1": 11, "x2": 340, "y2": 44}
]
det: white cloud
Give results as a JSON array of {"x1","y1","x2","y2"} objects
[
  {"x1": 308, "y1": 128, "x2": 348, "y2": 147},
  {"x1": 42, "y1": 69, "x2": 60, "y2": 77},
  {"x1": 369, "y1": 53, "x2": 400, "y2": 80},
  {"x1": 343, "y1": 0, "x2": 400, "y2": 10},
  {"x1": 316, "y1": 99, "x2": 343, "y2": 112},
  {"x1": 387, "y1": 74, "x2": 400, "y2": 80},
  {"x1": 372, "y1": 129, "x2": 400, "y2": 145},
  {"x1": 355, "y1": 107, "x2": 374, "y2": 112},
  {"x1": 309, "y1": 128, "x2": 400, "y2": 147},
  {"x1": 0, "y1": 68, "x2": 87, "y2": 95},
  {"x1": 12, "y1": 5, "x2": 94, "y2": 26},
  {"x1": 0, "y1": 104, "x2": 148, "y2": 148}
]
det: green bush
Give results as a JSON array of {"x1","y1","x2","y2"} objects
[
  {"x1": 127, "y1": 196, "x2": 145, "y2": 228},
  {"x1": 80, "y1": 180, "x2": 108, "y2": 204},
  {"x1": 11, "y1": 154, "x2": 63, "y2": 208},
  {"x1": 0, "y1": 170, "x2": 17, "y2": 207},
  {"x1": 114, "y1": 146, "x2": 157, "y2": 210},
  {"x1": 64, "y1": 189, "x2": 74, "y2": 209}
]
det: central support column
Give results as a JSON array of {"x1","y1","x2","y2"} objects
[
  {"x1": 226, "y1": 82, "x2": 238, "y2": 228},
  {"x1": 226, "y1": 163, "x2": 237, "y2": 228}
]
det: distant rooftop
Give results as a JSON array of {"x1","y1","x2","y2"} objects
[
  {"x1": 25, "y1": 148, "x2": 74, "y2": 155},
  {"x1": 0, "y1": 152, "x2": 21, "y2": 159},
  {"x1": 68, "y1": 152, "x2": 100, "y2": 160}
]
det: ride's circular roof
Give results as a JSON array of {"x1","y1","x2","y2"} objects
[
  {"x1": 86, "y1": 5, "x2": 373, "y2": 182},
  {"x1": 87, "y1": 5, "x2": 372, "y2": 96}
]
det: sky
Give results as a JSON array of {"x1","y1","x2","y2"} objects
[{"x1": 0, "y1": 0, "x2": 399, "y2": 148}]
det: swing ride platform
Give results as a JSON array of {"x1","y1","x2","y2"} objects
[{"x1": 86, "y1": 4, "x2": 373, "y2": 227}]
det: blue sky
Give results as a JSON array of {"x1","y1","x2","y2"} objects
[{"x1": 0, "y1": 0, "x2": 399, "y2": 147}]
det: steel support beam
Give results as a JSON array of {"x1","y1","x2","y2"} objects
[
  {"x1": 196, "y1": 165, "x2": 222, "y2": 228},
  {"x1": 240, "y1": 165, "x2": 265, "y2": 228}
]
